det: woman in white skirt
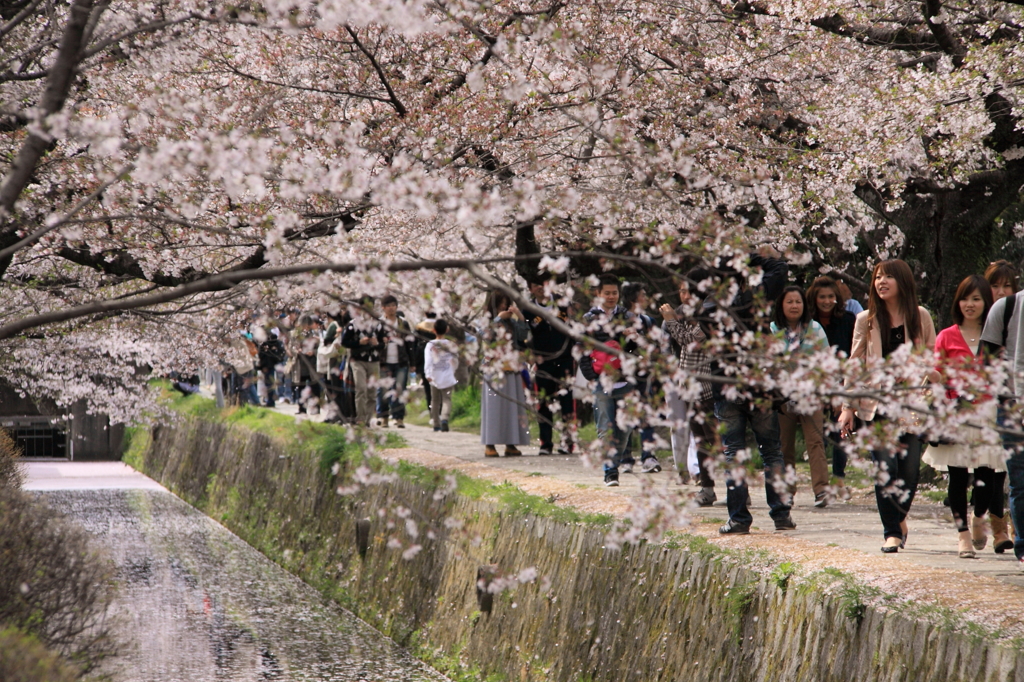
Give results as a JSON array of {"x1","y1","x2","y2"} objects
[
  {"x1": 480, "y1": 291, "x2": 531, "y2": 457},
  {"x1": 924, "y1": 275, "x2": 1009, "y2": 558}
]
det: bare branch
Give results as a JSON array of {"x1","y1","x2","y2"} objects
[{"x1": 345, "y1": 25, "x2": 407, "y2": 116}]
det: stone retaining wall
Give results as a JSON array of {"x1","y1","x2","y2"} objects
[{"x1": 127, "y1": 416, "x2": 1024, "y2": 682}]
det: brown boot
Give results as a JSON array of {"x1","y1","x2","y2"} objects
[
  {"x1": 990, "y1": 514, "x2": 1014, "y2": 554},
  {"x1": 504, "y1": 445, "x2": 523, "y2": 457},
  {"x1": 958, "y1": 530, "x2": 976, "y2": 559},
  {"x1": 971, "y1": 514, "x2": 988, "y2": 551},
  {"x1": 484, "y1": 445, "x2": 499, "y2": 457}
]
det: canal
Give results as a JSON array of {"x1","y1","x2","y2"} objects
[{"x1": 41, "y1": 487, "x2": 445, "y2": 682}]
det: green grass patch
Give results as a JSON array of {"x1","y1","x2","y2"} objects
[
  {"x1": 156, "y1": 390, "x2": 611, "y2": 530},
  {"x1": 801, "y1": 567, "x2": 882, "y2": 624},
  {"x1": 138, "y1": 388, "x2": 407, "y2": 479},
  {"x1": 723, "y1": 578, "x2": 758, "y2": 642},
  {"x1": 405, "y1": 383, "x2": 484, "y2": 432},
  {"x1": 392, "y1": 459, "x2": 613, "y2": 527},
  {"x1": 770, "y1": 561, "x2": 797, "y2": 593}
]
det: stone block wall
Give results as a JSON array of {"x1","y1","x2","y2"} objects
[{"x1": 128, "y1": 416, "x2": 1024, "y2": 682}]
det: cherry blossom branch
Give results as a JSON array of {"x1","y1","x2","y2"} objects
[
  {"x1": 0, "y1": 0, "x2": 45, "y2": 42},
  {"x1": 0, "y1": 247, "x2": 706, "y2": 340},
  {"x1": 218, "y1": 62, "x2": 398, "y2": 106},
  {"x1": 0, "y1": 161, "x2": 134, "y2": 264},
  {"x1": 0, "y1": 0, "x2": 97, "y2": 238},
  {"x1": 923, "y1": 0, "x2": 966, "y2": 68}
]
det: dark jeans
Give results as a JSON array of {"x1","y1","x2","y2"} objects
[
  {"x1": 536, "y1": 360, "x2": 575, "y2": 450},
  {"x1": 377, "y1": 363, "x2": 409, "y2": 420},
  {"x1": 998, "y1": 402, "x2": 1024, "y2": 559},
  {"x1": 714, "y1": 400, "x2": 791, "y2": 527},
  {"x1": 293, "y1": 374, "x2": 321, "y2": 412},
  {"x1": 689, "y1": 400, "x2": 718, "y2": 487},
  {"x1": 871, "y1": 432, "x2": 922, "y2": 540},
  {"x1": 827, "y1": 411, "x2": 861, "y2": 479},
  {"x1": 260, "y1": 367, "x2": 276, "y2": 407},
  {"x1": 595, "y1": 384, "x2": 634, "y2": 474}
]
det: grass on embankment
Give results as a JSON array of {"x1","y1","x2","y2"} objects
[
  {"x1": 127, "y1": 388, "x2": 614, "y2": 528},
  {"x1": 130, "y1": 388, "x2": 1023, "y2": 649}
]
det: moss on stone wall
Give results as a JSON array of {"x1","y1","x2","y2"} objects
[{"x1": 125, "y1": 400, "x2": 1024, "y2": 682}]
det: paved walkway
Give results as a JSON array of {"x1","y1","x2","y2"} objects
[
  {"x1": 268, "y1": 398, "x2": 1024, "y2": 589},
  {"x1": 389, "y1": 422, "x2": 1024, "y2": 581},
  {"x1": 23, "y1": 460, "x2": 167, "y2": 491}
]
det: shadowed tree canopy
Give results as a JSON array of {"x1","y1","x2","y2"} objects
[{"x1": 0, "y1": 0, "x2": 1022, "y2": 415}]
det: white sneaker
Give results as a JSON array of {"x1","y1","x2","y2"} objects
[
  {"x1": 620, "y1": 462, "x2": 634, "y2": 474},
  {"x1": 641, "y1": 458, "x2": 662, "y2": 473}
]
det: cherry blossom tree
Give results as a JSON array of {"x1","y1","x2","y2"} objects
[{"x1": 0, "y1": 0, "x2": 1021, "y2": 434}]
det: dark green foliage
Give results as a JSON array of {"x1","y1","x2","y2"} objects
[
  {"x1": 0, "y1": 627, "x2": 80, "y2": 682},
  {"x1": 0, "y1": 427, "x2": 23, "y2": 489},
  {"x1": 0, "y1": 488, "x2": 116, "y2": 674}
]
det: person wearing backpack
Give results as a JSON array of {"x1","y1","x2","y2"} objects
[
  {"x1": 376, "y1": 295, "x2": 415, "y2": 428},
  {"x1": 980, "y1": 261, "x2": 1024, "y2": 570},
  {"x1": 257, "y1": 329, "x2": 286, "y2": 408},
  {"x1": 424, "y1": 319, "x2": 459, "y2": 432},
  {"x1": 341, "y1": 297, "x2": 387, "y2": 427},
  {"x1": 527, "y1": 278, "x2": 576, "y2": 455}
]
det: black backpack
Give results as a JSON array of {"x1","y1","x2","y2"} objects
[
  {"x1": 1002, "y1": 294, "x2": 1017, "y2": 347},
  {"x1": 258, "y1": 338, "x2": 286, "y2": 370}
]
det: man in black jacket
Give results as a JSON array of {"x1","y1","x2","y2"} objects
[
  {"x1": 700, "y1": 249, "x2": 795, "y2": 535},
  {"x1": 527, "y1": 279, "x2": 576, "y2": 455},
  {"x1": 341, "y1": 297, "x2": 387, "y2": 427},
  {"x1": 257, "y1": 330, "x2": 286, "y2": 408}
]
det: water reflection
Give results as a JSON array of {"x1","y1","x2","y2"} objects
[{"x1": 42, "y1": 490, "x2": 445, "y2": 682}]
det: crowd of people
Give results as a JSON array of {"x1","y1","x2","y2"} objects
[
  {"x1": 217, "y1": 296, "x2": 443, "y2": 430},
  {"x1": 468, "y1": 254, "x2": 1024, "y2": 568},
  {"x1": 210, "y1": 254, "x2": 1024, "y2": 569}
]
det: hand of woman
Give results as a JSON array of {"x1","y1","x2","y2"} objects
[
  {"x1": 659, "y1": 303, "x2": 676, "y2": 321},
  {"x1": 837, "y1": 408, "x2": 855, "y2": 437}
]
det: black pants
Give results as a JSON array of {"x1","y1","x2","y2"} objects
[
  {"x1": 871, "y1": 433, "x2": 923, "y2": 540},
  {"x1": 949, "y1": 467, "x2": 1005, "y2": 530},
  {"x1": 535, "y1": 361, "x2": 575, "y2": 450}
]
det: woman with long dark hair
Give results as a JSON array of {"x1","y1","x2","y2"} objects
[
  {"x1": 807, "y1": 276, "x2": 859, "y2": 498},
  {"x1": 924, "y1": 275, "x2": 1006, "y2": 558},
  {"x1": 770, "y1": 286, "x2": 831, "y2": 506},
  {"x1": 838, "y1": 259, "x2": 937, "y2": 553},
  {"x1": 480, "y1": 290, "x2": 531, "y2": 457}
]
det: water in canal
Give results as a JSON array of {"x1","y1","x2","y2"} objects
[{"x1": 42, "y1": 489, "x2": 446, "y2": 682}]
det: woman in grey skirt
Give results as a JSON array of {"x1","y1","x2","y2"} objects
[{"x1": 480, "y1": 291, "x2": 531, "y2": 457}]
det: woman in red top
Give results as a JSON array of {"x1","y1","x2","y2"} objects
[{"x1": 923, "y1": 275, "x2": 1005, "y2": 558}]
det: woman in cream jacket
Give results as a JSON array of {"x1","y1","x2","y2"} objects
[{"x1": 838, "y1": 259, "x2": 937, "y2": 553}]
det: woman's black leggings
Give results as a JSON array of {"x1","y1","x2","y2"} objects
[{"x1": 948, "y1": 466, "x2": 1006, "y2": 531}]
